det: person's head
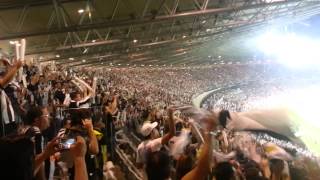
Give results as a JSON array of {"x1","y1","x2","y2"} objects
[
  {"x1": 140, "y1": 121, "x2": 160, "y2": 139},
  {"x1": 70, "y1": 108, "x2": 92, "y2": 127},
  {"x1": 39, "y1": 76, "x2": 45, "y2": 83},
  {"x1": 270, "y1": 159, "x2": 285, "y2": 176},
  {"x1": 175, "y1": 154, "x2": 194, "y2": 179},
  {"x1": 145, "y1": 150, "x2": 172, "y2": 180},
  {"x1": 70, "y1": 91, "x2": 81, "y2": 101},
  {"x1": 62, "y1": 119, "x2": 71, "y2": 129},
  {"x1": 104, "y1": 98, "x2": 113, "y2": 107},
  {"x1": 24, "y1": 106, "x2": 50, "y2": 131},
  {"x1": 215, "y1": 162, "x2": 236, "y2": 180},
  {"x1": 55, "y1": 82, "x2": 61, "y2": 89},
  {"x1": 218, "y1": 109, "x2": 231, "y2": 129},
  {"x1": 175, "y1": 122, "x2": 183, "y2": 135}
]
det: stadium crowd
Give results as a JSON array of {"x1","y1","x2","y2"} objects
[{"x1": 0, "y1": 58, "x2": 319, "y2": 180}]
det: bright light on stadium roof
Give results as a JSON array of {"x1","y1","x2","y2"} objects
[
  {"x1": 78, "y1": 9, "x2": 84, "y2": 14},
  {"x1": 257, "y1": 31, "x2": 320, "y2": 68}
]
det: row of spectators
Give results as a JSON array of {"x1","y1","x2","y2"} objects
[{"x1": 0, "y1": 58, "x2": 319, "y2": 180}]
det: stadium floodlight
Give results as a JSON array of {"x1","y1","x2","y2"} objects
[{"x1": 257, "y1": 32, "x2": 320, "y2": 68}]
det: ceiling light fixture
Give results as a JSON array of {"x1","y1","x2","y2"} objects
[
  {"x1": 91, "y1": 39, "x2": 96, "y2": 43},
  {"x1": 182, "y1": 35, "x2": 186, "y2": 39},
  {"x1": 55, "y1": 54, "x2": 60, "y2": 58},
  {"x1": 82, "y1": 59, "x2": 86, "y2": 62},
  {"x1": 133, "y1": 39, "x2": 138, "y2": 43},
  {"x1": 78, "y1": 9, "x2": 84, "y2": 14},
  {"x1": 69, "y1": 57, "x2": 74, "y2": 60}
]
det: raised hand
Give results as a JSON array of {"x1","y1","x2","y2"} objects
[
  {"x1": 82, "y1": 118, "x2": 94, "y2": 132},
  {"x1": 70, "y1": 136, "x2": 87, "y2": 158},
  {"x1": 43, "y1": 137, "x2": 60, "y2": 157},
  {"x1": 12, "y1": 59, "x2": 22, "y2": 69}
]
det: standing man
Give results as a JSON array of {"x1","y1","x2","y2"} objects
[
  {"x1": 19, "y1": 106, "x2": 51, "y2": 179},
  {"x1": 0, "y1": 59, "x2": 22, "y2": 137}
]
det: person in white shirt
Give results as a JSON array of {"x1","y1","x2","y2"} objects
[{"x1": 136, "y1": 107, "x2": 176, "y2": 169}]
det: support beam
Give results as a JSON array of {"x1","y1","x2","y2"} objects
[
  {"x1": 201, "y1": 0, "x2": 210, "y2": 10},
  {"x1": 105, "y1": 0, "x2": 121, "y2": 40},
  {"x1": 141, "y1": 0, "x2": 151, "y2": 18},
  {"x1": 0, "y1": 0, "x2": 86, "y2": 11},
  {"x1": 15, "y1": 5, "x2": 29, "y2": 32},
  {"x1": 0, "y1": 0, "x2": 304, "y2": 40}
]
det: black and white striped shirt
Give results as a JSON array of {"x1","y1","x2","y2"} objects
[{"x1": 1, "y1": 89, "x2": 15, "y2": 125}]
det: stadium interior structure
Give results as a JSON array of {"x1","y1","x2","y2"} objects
[{"x1": 0, "y1": 0, "x2": 320, "y2": 180}]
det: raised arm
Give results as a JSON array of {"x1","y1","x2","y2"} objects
[
  {"x1": 70, "y1": 136, "x2": 88, "y2": 180},
  {"x1": 34, "y1": 137, "x2": 59, "y2": 176},
  {"x1": 0, "y1": 60, "x2": 22, "y2": 88},
  {"x1": 74, "y1": 76, "x2": 94, "y2": 97},
  {"x1": 71, "y1": 80, "x2": 84, "y2": 93},
  {"x1": 182, "y1": 113, "x2": 217, "y2": 180},
  {"x1": 106, "y1": 95, "x2": 118, "y2": 115},
  {"x1": 83, "y1": 119, "x2": 99, "y2": 154},
  {"x1": 161, "y1": 107, "x2": 176, "y2": 145}
]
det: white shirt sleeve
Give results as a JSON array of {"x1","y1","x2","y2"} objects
[
  {"x1": 146, "y1": 137, "x2": 163, "y2": 152},
  {"x1": 136, "y1": 143, "x2": 145, "y2": 164},
  {"x1": 63, "y1": 94, "x2": 71, "y2": 106}
]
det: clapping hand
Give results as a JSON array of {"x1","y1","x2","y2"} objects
[{"x1": 82, "y1": 118, "x2": 94, "y2": 132}]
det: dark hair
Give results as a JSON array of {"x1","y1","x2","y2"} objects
[
  {"x1": 176, "y1": 154, "x2": 193, "y2": 179},
  {"x1": 24, "y1": 106, "x2": 45, "y2": 125},
  {"x1": 70, "y1": 108, "x2": 92, "y2": 126},
  {"x1": 215, "y1": 162, "x2": 234, "y2": 180},
  {"x1": 0, "y1": 134, "x2": 35, "y2": 180},
  {"x1": 145, "y1": 150, "x2": 171, "y2": 180},
  {"x1": 70, "y1": 91, "x2": 80, "y2": 100},
  {"x1": 218, "y1": 110, "x2": 231, "y2": 128}
]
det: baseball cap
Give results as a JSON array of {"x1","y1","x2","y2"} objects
[{"x1": 140, "y1": 121, "x2": 158, "y2": 137}]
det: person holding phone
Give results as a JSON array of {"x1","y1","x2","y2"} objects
[{"x1": 56, "y1": 108, "x2": 99, "y2": 179}]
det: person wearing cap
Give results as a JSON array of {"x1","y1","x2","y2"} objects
[{"x1": 136, "y1": 106, "x2": 176, "y2": 169}]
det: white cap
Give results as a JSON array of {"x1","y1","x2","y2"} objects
[
  {"x1": 106, "y1": 161, "x2": 114, "y2": 170},
  {"x1": 140, "y1": 121, "x2": 158, "y2": 137}
]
